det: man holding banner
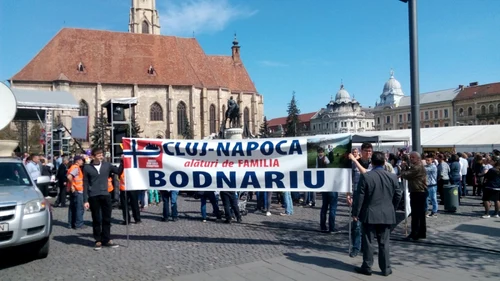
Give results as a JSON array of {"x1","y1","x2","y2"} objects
[{"x1": 352, "y1": 151, "x2": 402, "y2": 276}]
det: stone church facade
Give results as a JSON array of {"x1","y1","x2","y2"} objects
[{"x1": 10, "y1": 0, "x2": 263, "y2": 140}]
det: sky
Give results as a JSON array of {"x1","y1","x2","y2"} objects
[{"x1": 1, "y1": 0, "x2": 499, "y2": 120}]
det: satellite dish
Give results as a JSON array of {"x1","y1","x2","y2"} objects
[{"x1": 0, "y1": 82, "x2": 17, "y2": 131}]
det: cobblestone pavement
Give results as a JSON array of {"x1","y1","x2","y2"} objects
[{"x1": 0, "y1": 191, "x2": 494, "y2": 281}]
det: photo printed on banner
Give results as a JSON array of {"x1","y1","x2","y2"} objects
[{"x1": 306, "y1": 136, "x2": 352, "y2": 169}]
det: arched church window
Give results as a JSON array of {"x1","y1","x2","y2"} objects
[
  {"x1": 142, "y1": 20, "x2": 149, "y2": 34},
  {"x1": 177, "y1": 102, "x2": 187, "y2": 135},
  {"x1": 150, "y1": 102, "x2": 163, "y2": 121},
  {"x1": 209, "y1": 104, "x2": 216, "y2": 134},
  {"x1": 467, "y1": 107, "x2": 473, "y2": 116},
  {"x1": 79, "y1": 99, "x2": 89, "y2": 117},
  {"x1": 481, "y1": 105, "x2": 486, "y2": 115},
  {"x1": 458, "y1": 108, "x2": 464, "y2": 116},
  {"x1": 489, "y1": 104, "x2": 494, "y2": 114}
]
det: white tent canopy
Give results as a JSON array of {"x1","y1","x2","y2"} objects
[
  {"x1": 352, "y1": 125, "x2": 500, "y2": 152},
  {"x1": 12, "y1": 88, "x2": 79, "y2": 121}
]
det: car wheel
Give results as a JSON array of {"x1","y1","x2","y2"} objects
[{"x1": 35, "y1": 237, "x2": 50, "y2": 259}]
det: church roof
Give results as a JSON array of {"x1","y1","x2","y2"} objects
[{"x1": 11, "y1": 28, "x2": 257, "y2": 93}]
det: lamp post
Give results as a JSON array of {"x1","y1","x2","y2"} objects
[{"x1": 400, "y1": 0, "x2": 421, "y2": 153}]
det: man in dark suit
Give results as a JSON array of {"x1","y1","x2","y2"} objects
[{"x1": 352, "y1": 151, "x2": 402, "y2": 276}]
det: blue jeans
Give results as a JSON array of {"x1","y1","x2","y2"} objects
[
  {"x1": 256, "y1": 192, "x2": 271, "y2": 211},
  {"x1": 68, "y1": 192, "x2": 84, "y2": 228},
  {"x1": 138, "y1": 191, "x2": 146, "y2": 207},
  {"x1": 160, "y1": 191, "x2": 178, "y2": 219},
  {"x1": 320, "y1": 192, "x2": 338, "y2": 231},
  {"x1": 200, "y1": 192, "x2": 221, "y2": 219},
  {"x1": 351, "y1": 220, "x2": 361, "y2": 252},
  {"x1": 283, "y1": 192, "x2": 293, "y2": 215},
  {"x1": 305, "y1": 192, "x2": 316, "y2": 205},
  {"x1": 461, "y1": 175, "x2": 468, "y2": 195},
  {"x1": 427, "y1": 185, "x2": 438, "y2": 213}
]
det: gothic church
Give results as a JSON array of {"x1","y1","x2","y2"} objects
[{"x1": 10, "y1": 0, "x2": 263, "y2": 140}]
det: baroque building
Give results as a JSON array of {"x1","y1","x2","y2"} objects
[
  {"x1": 10, "y1": 0, "x2": 263, "y2": 140},
  {"x1": 373, "y1": 70, "x2": 459, "y2": 130},
  {"x1": 454, "y1": 82, "x2": 500, "y2": 126},
  {"x1": 310, "y1": 84, "x2": 375, "y2": 134},
  {"x1": 267, "y1": 112, "x2": 317, "y2": 137}
]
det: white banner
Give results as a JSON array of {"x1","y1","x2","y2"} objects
[
  {"x1": 122, "y1": 135, "x2": 353, "y2": 192},
  {"x1": 404, "y1": 180, "x2": 411, "y2": 218}
]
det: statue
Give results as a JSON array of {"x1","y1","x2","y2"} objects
[{"x1": 223, "y1": 96, "x2": 240, "y2": 129}]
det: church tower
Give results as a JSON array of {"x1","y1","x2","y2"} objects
[{"x1": 129, "y1": 0, "x2": 161, "y2": 35}]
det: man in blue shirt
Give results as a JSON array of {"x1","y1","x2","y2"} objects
[{"x1": 425, "y1": 155, "x2": 438, "y2": 217}]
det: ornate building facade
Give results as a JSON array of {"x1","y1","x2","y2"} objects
[
  {"x1": 454, "y1": 82, "x2": 500, "y2": 126},
  {"x1": 310, "y1": 84, "x2": 375, "y2": 134},
  {"x1": 10, "y1": 0, "x2": 263, "y2": 140},
  {"x1": 373, "y1": 70, "x2": 459, "y2": 130}
]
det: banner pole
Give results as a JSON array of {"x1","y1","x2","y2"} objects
[
  {"x1": 404, "y1": 180, "x2": 408, "y2": 237},
  {"x1": 348, "y1": 205, "x2": 352, "y2": 255},
  {"x1": 125, "y1": 189, "x2": 129, "y2": 247}
]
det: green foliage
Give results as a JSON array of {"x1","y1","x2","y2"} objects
[
  {"x1": 259, "y1": 116, "x2": 270, "y2": 138},
  {"x1": 124, "y1": 115, "x2": 143, "y2": 138},
  {"x1": 90, "y1": 112, "x2": 108, "y2": 150},
  {"x1": 285, "y1": 91, "x2": 301, "y2": 137},
  {"x1": 0, "y1": 124, "x2": 17, "y2": 140},
  {"x1": 28, "y1": 122, "x2": 43, "y2": 153},
  {"x1": 182, "y1": 111, "x2": 193, "y2": 139}
]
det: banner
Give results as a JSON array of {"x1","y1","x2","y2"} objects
[{"x1": 122, "y1": 134, "x2": 352, "y2": 192}]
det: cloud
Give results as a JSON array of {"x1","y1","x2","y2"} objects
[
  {"x1": 159, "y1": 0, "x2": 258, "y2": 36},
  {"x1": 258, "y1": 60, "x2": 288, "y2": 67}
]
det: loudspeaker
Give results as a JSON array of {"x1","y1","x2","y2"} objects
[
  {"x1": 105, "y1": 104, "x2": 125, "y2": 123},
  {"x1": 113, "y1": 126, "x2": 127, "y2": 156}
]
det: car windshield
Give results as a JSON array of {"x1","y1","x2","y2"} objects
[{"x1": 0, "y1": 162, "x2": 33, "y2": 187}]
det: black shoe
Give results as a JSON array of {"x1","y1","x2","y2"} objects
[
  {"x1": 349, "y1": 250, "x2": 359, "y2": 258},
  {"x1": 224, "y1": 220, "x2": 231, "y2": 224},
  {"x1": 94, "y1": 242, "x2": 102, "y2": 251},
  {"x1": 172, "y1": 217, "x2": 179, "y2": 222},
  {"x1": 354, "y1": 267, "x2": 372, "y2": 276},
  {"x1": 103, "y1": 241, "x2": 119, "y2": 248},
  {"x1": 74, "y1": 225, "x2": 87, "y2": 230},
  {"x1": 403, "y1": 235, "x2": 418, "y2": 242},
  {"x1": 161, "y1": 218, "x2": 169, "y2": 222},
  {"x1": 135, "y1": 220, "x2": 142, "y2": 224},
  {"x1": 382, "y1": 269, "x2": 393, "y2": 276},
  {"x1": 236, "y1": 218, "x2": 242, "y2": 223}
]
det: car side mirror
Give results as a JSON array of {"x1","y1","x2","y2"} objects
[{"x1": 36, "y1": 175, "x2": 51, "y2": 185}]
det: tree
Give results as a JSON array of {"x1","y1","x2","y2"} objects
[
  {"x1": 0, "y1": 123, "x2": 17, "y2": 140},
  {"x1": 90, "y1": 112, "x2": 108, "y2": 150},
  {"x1": 182, "y1": 111, "x2": 193, "y2": 139},
  {"x1": 285, "y1": 91, "x2": 301, "y2": 137},
  {"x1": 28, "y1": 122, "x2": 43, "y2": 153},
  {"x1": 259, "y1": 116, "x2": 270, "y2": 138},
  {"x1": 124, "y1": 115, "x2": 143, "y2": 138}
]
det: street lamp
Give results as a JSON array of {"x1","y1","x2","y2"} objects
[{"x1": 400, "y1": 0, "x2": 421, "y2": 153}]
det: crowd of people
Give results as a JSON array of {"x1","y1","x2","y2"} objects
[{"x1": 14, "y1": 144, "x2": 500, "y2": 276}]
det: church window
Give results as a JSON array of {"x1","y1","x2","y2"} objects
[
  {"x1": 377, "y1": 117, "x2": 380, "y2": 125},
  {"x1": 334, "y1": 122, "x2": 337, "y2": 128},
  {"x1": 79, "y1": 99, "x2": 89, "y2": 117},
  {"x1": 407, "y1": 113, "x2": 411, "y2": 121},
  {"x1": 480, "y1": 105, "x2": 486, "y2": 115},
  {"x1": 350, "y1": 122, "x2": 353, "y2": 127},
  {"x1": 467, "y1": 107, "x2": 473, "y2": 116},
  {"x1": 398, "y1": 114, "x2": 402, "y2": 123},
  {"x1": 209, "y1": 104, "x2": 216, "y2": 134},
  {"x1": 177, "y1": 102, "x2": 187, "y2": 135},
  {"x1": 489, "y1": 104, "x2": 494, "y2": 114},
  {"x1": 434, "y1": 110, "x2": 438, "y2": 119},
  {"x1": 444, "y1": 109, "x2": 449, "y2": 118},
  {"x1": 497, "y1": 104, "x2": 500, "y2": 113},
  {"x1": 386, "y1": 116, "x2": 390, "y2": 124},
  {"x1": 424, "y1": 111, "x2": 429, "y2": 120},
  {"x1": 142, "y1": 20, "x2": 149, "y2": 34},
  {"x1": 147, "y1": 65, "x2": 156, "y2": 75},
  {"x1": 150, "y1": 102, "x2": 163, "y2": 121},
  {"x1": 243, "y1": 107, "x2": 250, "y2": 128}
]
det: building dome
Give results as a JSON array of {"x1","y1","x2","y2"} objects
[
  {"x1": 381, "y1": 69, "x2": 404, "y2": 97},
  {"x1": 335, "y1": 84, "x2": 351, "y2": 103}
]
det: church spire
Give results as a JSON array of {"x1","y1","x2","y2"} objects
[{"x1": 129, "y1": 0, "x2": 161, "y2": 35}]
